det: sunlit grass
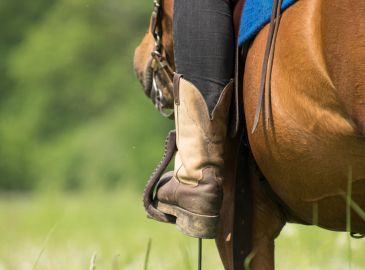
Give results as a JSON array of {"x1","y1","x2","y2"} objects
[
  {"x1": 277, "y1": 225, "x2": 365, "y2": 270},
  {"x1": 0, "y1": 191, "x2": 364, "y2": 269},
  {"x1": 0, "y1": 191, "x2": 221, "y2": 270}
]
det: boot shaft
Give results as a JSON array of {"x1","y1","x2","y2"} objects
[{"x1": 173, "y1": 75, "x2": 233, "y2": 185}]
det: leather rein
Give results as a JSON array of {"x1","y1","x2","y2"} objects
[
  {"x1": 149, "y1": 0, "x2": 175, "y2": 119},
  {"x1": 251, "y1": 0, "x2": 283, "y2": 133}
]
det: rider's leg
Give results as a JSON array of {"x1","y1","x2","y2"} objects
[
  {"x1": 155, "y1": 0, "x2": 235, "y2": 239},
  {"x1": 173, "y1": 0, "x2": 234, "y2": 113}
]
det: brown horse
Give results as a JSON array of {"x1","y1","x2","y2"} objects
[{"x1": 134, "y1": 0, "x2": 365, "y2": 269}]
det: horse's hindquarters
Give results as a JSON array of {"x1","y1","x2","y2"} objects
[{"x1": 244, "y1": 0, "x2": 365, "y2": 232}]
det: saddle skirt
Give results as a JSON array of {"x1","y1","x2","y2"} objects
[{"x1": 238, "y1": 0, "x2": 297, "y2": 46}]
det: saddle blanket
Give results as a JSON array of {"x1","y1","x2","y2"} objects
[{"x1": 238, "y1": 0, "x2": 297, "y2": 46}]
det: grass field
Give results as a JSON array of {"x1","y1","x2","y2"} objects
[{"x1": 0, "y1": 190, "x2": 364, "y2": 270}]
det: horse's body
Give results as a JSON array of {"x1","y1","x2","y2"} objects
[
  {"x1": 134, "y1": 0, "x2": 365, "y2": 268},
  {"x1": 245, "y1": 0, "x2": 365, "y2": 232}
]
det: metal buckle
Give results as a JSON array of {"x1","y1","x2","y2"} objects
[{"x1": 152, "y1": 73, "x2": 174, "y2": 119}]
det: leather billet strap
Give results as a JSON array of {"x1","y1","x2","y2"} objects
[
  {"x1": 230, "y1": 43, "x2": 247, "y2": 138},
  {"x1": 143, "y1": 130, "x2": 177, "y2": 223},
  {"x1": 252, "y1": 0, "x2": 283, "y2": 133}
]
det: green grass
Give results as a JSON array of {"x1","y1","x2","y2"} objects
[{"x1": 0, "y1": 191, "x2": 364, "y2": 270}]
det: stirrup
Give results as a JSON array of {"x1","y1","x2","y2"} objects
[{"x1": 143, "y1": 130, "x2": 177, "y2": 223}]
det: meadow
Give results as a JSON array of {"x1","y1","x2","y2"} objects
[{"x1": 1, "y1": 190, "x2": 364, "y2": 270}]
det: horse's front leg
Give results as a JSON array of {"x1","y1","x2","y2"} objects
[
  {"x1": 250, "y1": 174, "x2": 286, "y2": 270},
  {"x1": 215, "y1": 136, "x2": 242, "y2": 270}
]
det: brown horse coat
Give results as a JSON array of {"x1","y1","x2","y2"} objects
[{"x1": 244, "y1": 0, "x2": 365, "y2": 232}]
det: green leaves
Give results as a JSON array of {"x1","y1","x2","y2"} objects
[{"x1": 0, "y1": 0, "x2": 171, "y2": 190}]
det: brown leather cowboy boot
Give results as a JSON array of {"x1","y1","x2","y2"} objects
[{"x1": 155, "y1": 74, "x2": 233, "y2": 239}]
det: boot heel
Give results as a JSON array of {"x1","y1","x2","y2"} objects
[{"x1": 156, "y1": 201, "x2": 219, "y2": 239}]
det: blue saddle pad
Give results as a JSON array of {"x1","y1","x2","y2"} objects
[{"x1": 238, "y1": 0, "x2": 297, "y2": 46}]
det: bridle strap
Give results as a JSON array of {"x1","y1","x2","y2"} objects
[
  {"x1": 252, "y1": 0, "x2": 283, "y2": 133},
  {"x1": 149, "y1": 0, "x2": 175, "y2": 119},
  {"x1": 150, "y1": 0, "x2": 162, "y2": 50}
]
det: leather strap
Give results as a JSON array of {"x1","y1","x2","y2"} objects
[
  {"x1": 149, "y1": 0, "x2": 175, "y2": 119},
  {"x1": 232, "y1": 133, "x2": 253, "y2": 270},
  {"x1": 252, "y1": 0, "x2": 283, "y2": 133}
]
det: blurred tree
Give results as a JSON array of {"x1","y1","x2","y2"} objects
[
  {"x1": 0, "y1": 0, "x2": 57, "y2": 189},
  {"x1": 0, "y1": 0, "x2": 172, "y2": 191},
  {"x1": 0, "y1": 0, "x2": 56, "y2": 100}
]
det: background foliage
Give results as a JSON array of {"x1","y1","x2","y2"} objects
[{"x1": 0, "y1": 0, "x2": 172, "y2": 191}]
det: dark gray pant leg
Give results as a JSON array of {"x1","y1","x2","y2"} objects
[{"x1": 173, "y1": 0, "x2": 235, "y2": 113}]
